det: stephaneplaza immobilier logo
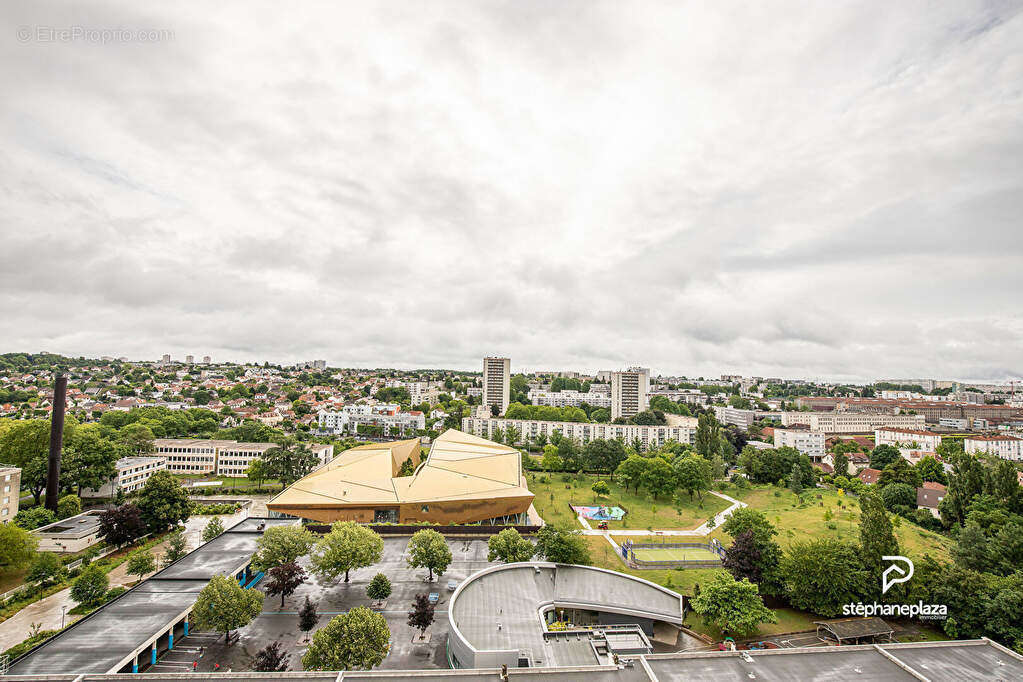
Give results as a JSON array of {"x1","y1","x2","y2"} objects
[{"x1": 842, "y1": 556, "x2": 948, "y2": 620}]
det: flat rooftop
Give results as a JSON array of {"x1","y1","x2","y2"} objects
[
  {"x1": 33, "y1": 510, "x2": 103, "y2": 537},
  {"x1": 449, "y1": 563, "x2": 683, "y2": 668},
  {"x1": 3, "y1": 640, "x2": 1020, "y2": 680},
  {"x1": 6, "y1": 517, "x2": 295, "y2": 677}
]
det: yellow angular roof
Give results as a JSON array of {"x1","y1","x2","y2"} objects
[{"x1": 267, "y1": 429, "x2": 531, "y2": 509}]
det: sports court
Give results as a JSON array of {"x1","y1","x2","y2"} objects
[{"x1": 630, "y1": 546, "x2": 720, "y2": 562}]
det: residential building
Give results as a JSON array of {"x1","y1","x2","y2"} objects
[
  {"x1": 648, "y1": 388, "x2": 708, "y2": 406},
  {"x1": 482, "y1": 356, "x2": 511, "y2": 415},
  {"x1": 462, "y1": 415, "x2": 696, "y2": 451},
  {"x1": 874, "y1": 428, "x2": 942, "y2": 452},
  {"x1": 917, "y1": 483, "x2": 947, "y2": 519},
  {"x1": 773, "y1": 428, "x2": 826, "y2": 460},
  {"x1": 965, "y1": 435, "x2": 1023, "y2": 461},
  {"x1": 713, "y1": 406, "x2": 756, "y2": 429},
  {"x1": 81, "y1": 456, "x2": 167, "y2": 498},
  {"x1": 939, "y1": 417, "x2": 969, "y2": 429},
  {"x1": 858, "y1": 468, "x2": 882, "y2": 485},
  {"x1": 185, "y1": 355, "x2": 194, "y2": 364},
  {"x1": 406, "y1": 381, "x2": 440, "y2": 406},
  {"x1": 202, "y1": 355, "x2": 211, "y2": 364},
  {"x1": 781, "y1": 412, "x2": 926, "y2": 433},
  {"x1": 528, "y1": 389, "x2": 612, "y2": 408},
  {"x1": 153, "y1": 438, "x2": 333, "y2": 476},
  {"x1": 0, "y1": 464, "x2": 21, "y2": 523},
  {"x1": 611, "y1": 367, "x2": 649, "y2": 420},
  {"x1": 161, "y1": 354, "x2": 171, "y2": 363},
  {"x1": 318, "y1": 405, "x2": 425, "y2": 438}
]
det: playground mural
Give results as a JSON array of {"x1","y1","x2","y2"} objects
[{"x1": 571, "y1": 504, "x2": 626, "y2": 520}]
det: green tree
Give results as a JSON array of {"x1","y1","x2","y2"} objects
[
  {"x1": 406, "y1": 529, "x2": 452, "y2": 582},
  {"x1": 879, "y1": 458, "x2": 922, "y2": 488},
  {"x1": 487, "y1": 528, "x2": 535, "y2": 563},
  {"x1": 245, "y1": 458, "x2": 270, "y2": 491},
  {"x1": 118, "y1": 423, "x2": 155, "y2": 454},
  {"x1": 0, "y1": 522, "x2": 37, "y2": 568},
  {"x1": 915, "y1": 455, "x2": 947, "y2": 485},
  {"x1": 298, "y1": 595, "x2": 319, "y2": 636},
  {"x1": 859, "y1": 489, "x2": 899, "y2": 597},
  {"x1": 136, "y1": 470, "x2": 191, "y2": 533},
  {"x1": 832, "y1": 451, "x2": 849, "y2": 477},
  {"x1": 13, "y1": 505, "x2": 56, "y2": 530},
  {"x1": 694, "y1": 413, "x2": 721, "y2": 458},
  {"x1": 674, "y1": 454, "x2": 712, "y2": 501},
  {"x1": 70, "y1": 564, "x2": 109, "y2": 608},
  {"x1": 869, "y1": 444, "x2": 901, "y2": 470},
  {"x1": 691, "y1": 571, "x2": 777, "y2": 636},
  {"x1": 126, "y1": 549, "x2": 156, "y2": 583},
  {"x1": 57, "y1": 494, "x2": 82, "y2": 519},
  {"x1": 591, "y1": 480, "x2": 610, "y2": 497},
  {"x1": 202, "y1": 517, "x2": 226, "y2": 543},
  {"x1": 533, "y1": 524, "x2": 591, "y2": 565},
  {"x1": 64, "y1": 426, "x2": 122, "y2": 495},
  {"x1": 26, "y1": 552, "x2": 65, "y2": 585},
  {"x1": 165, "y1": 529, "x2": 188, "y2": 563},
  {"x1": 640, "y1": 456, "x2": 675, "y2": 500},
  {"x1": 880, "y1": 482, "x2": 916, "y2": 511},
  {"x1": 366, "y1": 573, "x2": 392, "y2": 600},
  {"x1": 251, "y1": 525, "x2": 316, "y2": 571},
  {"x1": 614, "y1": 455, "x2": 648, "y2": 493},
  {"x1": 302, "y1": 607, "x2": 390, "y2": 670},
  {"x1": 721, "y1": 508, "x2": 783, "y2": 596},
  {"x1": 951, "y1": 522, "x2": 994, "y2": 573},
  {"x1": 264, "y1": 437, "x2": 320, "y2": 490},
  {"x1": 541, "y1": 445, "x2": 563, "y2": 472},
  {"x1": 781, "y1": 538, "x2": 867, "y2": 616},
  {"x1": 190, "y1": 574, "x2": 264, "y2": 643},
  {"x1": 310, "y1": 521, "x2": 384, "y2": 583}
]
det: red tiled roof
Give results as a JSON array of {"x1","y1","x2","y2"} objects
[{"x1": 859, "y1": 468, "x2": 881, "y2": 484}]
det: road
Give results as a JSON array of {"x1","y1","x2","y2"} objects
[{"x1": 0, "y1": 509, "x2": 247, "y2": 654}]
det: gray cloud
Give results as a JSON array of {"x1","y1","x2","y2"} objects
[{"x1": 1, "y1": 0, "x2": 1022, "y2": 382}]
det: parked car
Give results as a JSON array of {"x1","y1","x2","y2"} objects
[
  {"x1": 428, "y1": 592, "x2": 440, "y2": 604},
  {"x1": 446, "y1": 579, "x2": 458, "y2": 591}
]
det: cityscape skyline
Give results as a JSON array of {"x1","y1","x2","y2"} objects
[{"x1": 3, "y1": 2, "x2": 1023, "y2": 383}]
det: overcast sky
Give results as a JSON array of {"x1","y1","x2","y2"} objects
[{"x1": 2, "y1": 1, "x2": 1022, "y2": 382}]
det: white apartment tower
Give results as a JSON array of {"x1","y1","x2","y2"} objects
[
  {"x1": 611, "y1": 367, "x2": 650, "y2": 420},
  {"x1": 482, "y1": 357, "x2": 511, "y2": 416}
]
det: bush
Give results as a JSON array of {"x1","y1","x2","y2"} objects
[
  {"x1": 57, "y1": 495, "x2": 82, "y2": 519},
  {"x1": 190, "y1": 502, "x2": 241, "y2": 515},
  {"x1": 3, "y1": 629, "x2": 58, "y2": 659},
  {"x1": 14, "y1": 506, "x2": 56, "y2": 530}
]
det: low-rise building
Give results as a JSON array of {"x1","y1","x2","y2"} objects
[
  {"x1": 858, "y1": 468, "x2": 882, "y2": 485},
  {"x1": 318, "y1": 405, "x2": 426, "y2": 438},
  {"x1": 713, "y1": 406, "x2": 757, "y2": 429},
  {"x1": 773, "y1": 428, "x2": 826, "y2": 460},
  {"x1": 1, "y1": 464, "x2": 21, "y2": 523},
  {"x1": 153, "y1": 438, "x2": 333, "y2": 477},
  {"x1": 965, "y1": 435, "x2": 1023, "y2": 462},
  {"x1": 528, "y1": 389, "x2": 612, "y2": 408},
  {"x1": 874, "y1": 428, "x2": 942, "y2": 452},
  {"x1": 782, "y1": 412, "x2": 926, "y2": 433},
  {"x1": 462, "y1": 416, "x2": 696, "y2": 450},
  {"x1": 81, "y1": 456, "x2": 167, "y2": 498},
  {"x1": 33, "y1": 510, "x2": 105, "y2": 553},
  {"x1": 917, "y1": 483, "x2": 947, "y2": 519}
]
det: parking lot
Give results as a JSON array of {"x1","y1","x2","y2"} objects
[{"x1": 152, "y1": 536, "x2": 501, "y2": 672}]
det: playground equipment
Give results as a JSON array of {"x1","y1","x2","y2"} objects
[{"x1": 571, "y1": 505, "x2": 626, "y2": 521}]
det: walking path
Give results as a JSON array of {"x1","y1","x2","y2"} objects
[
  {"x1": 0, "y1": 509, "x2": 246, "y2": 653},
  {"x1": 578, "y1": 490, "x2": 747, "y2": 537}
]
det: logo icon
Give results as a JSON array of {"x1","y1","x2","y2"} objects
[{"x1": 881, "y1": 555, "x2": 914, "y2": 593}]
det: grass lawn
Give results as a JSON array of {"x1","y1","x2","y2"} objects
[
  {"x1": 0, "y1": 567, "x2": 28, "y2": 595},
  {"x1": 526, "y1": 472, "x2": 729, "y2": 531},
  {"x1": 709, "y1": 485, "x2": 952, "y2": 562}
]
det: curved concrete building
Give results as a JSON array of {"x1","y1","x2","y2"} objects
[
  {"x1": 267, "y1": 429, "x2": 534, "y2": 525},
  {"x1": 448, "y1": 562, "x2": 685, "y2": 670}
]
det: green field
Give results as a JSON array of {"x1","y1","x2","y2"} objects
[
  {"x1": 707, "y1": 485, "x2": 952, "y2": 562},
  {"x1": 631, "y1": 546, "x2": 720, "y2": 562},
  {"x1": 526, "y1": 472, "x2": 729, "y2": 530}
]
